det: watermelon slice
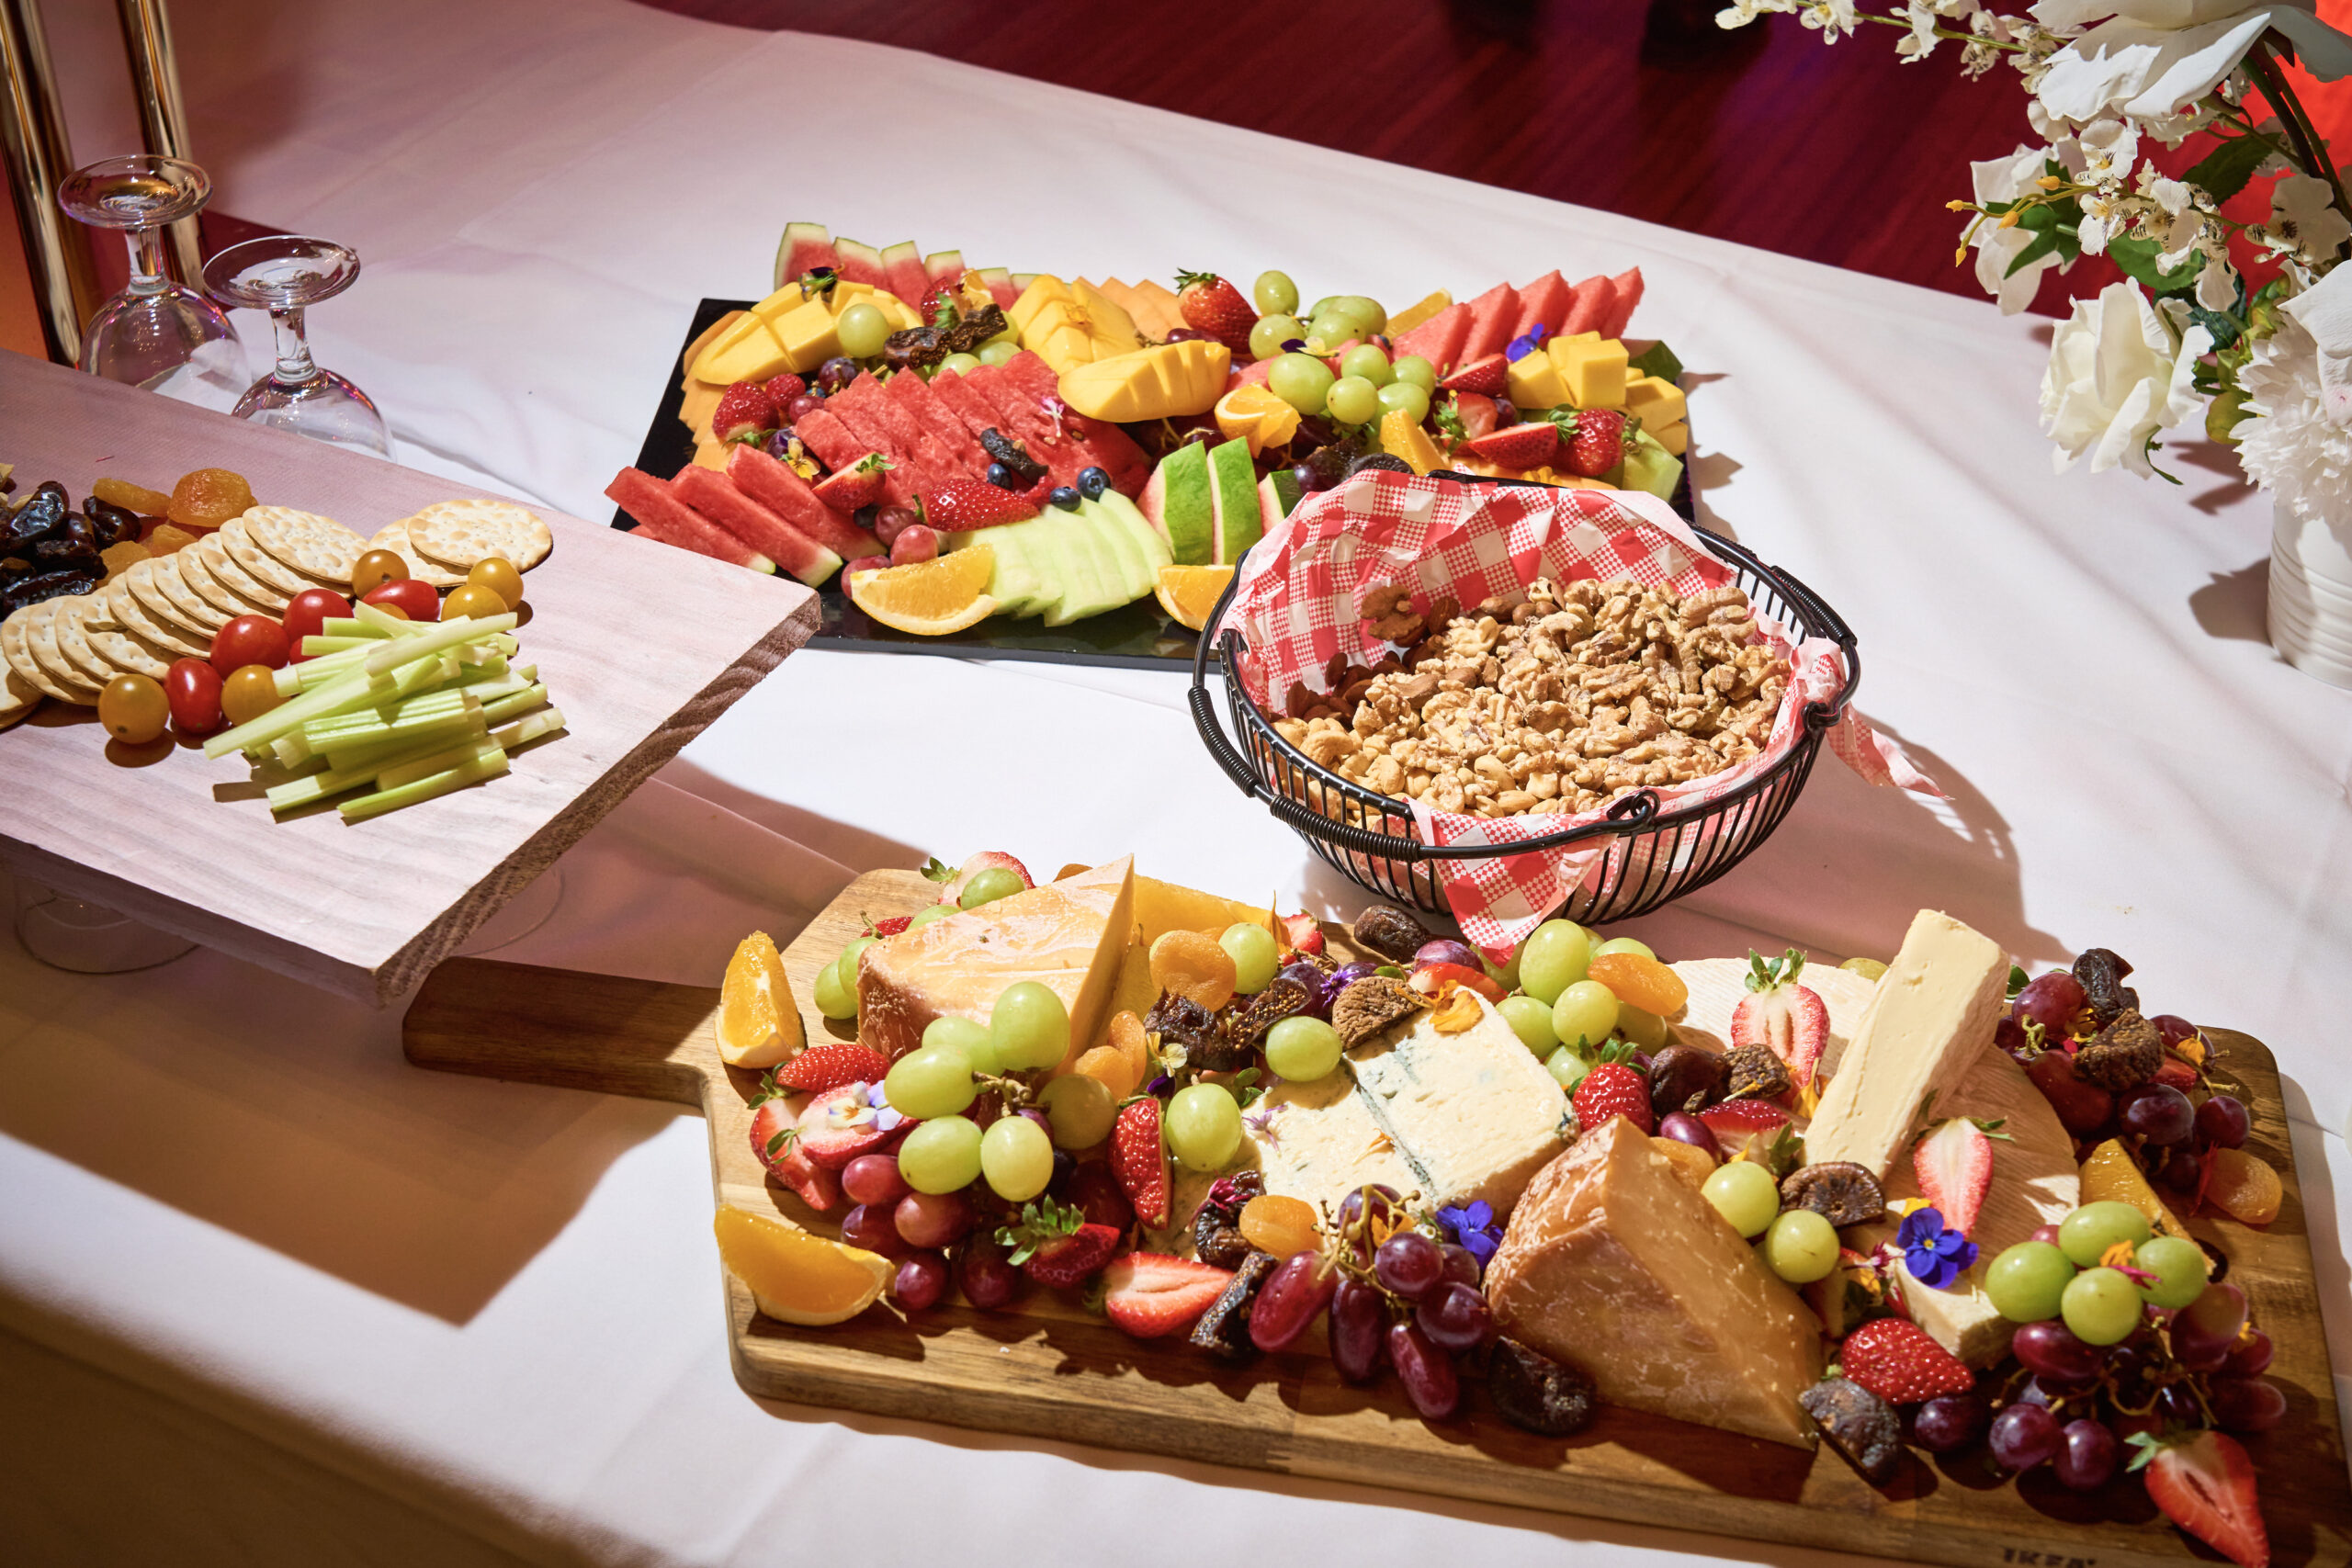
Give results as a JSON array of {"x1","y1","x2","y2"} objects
[
  {"x1": 833, "y1": 238, "x2": 887, "y2": 288},
  {"x1": 962, "y1": 359, "x2": 1086, "y2": 486},
  {"x1": 1457, "y1": 283, "x2": 1521, "y2": 366},
  {"x1": 1562, "y1": 275, "x2": 1618, "y2": 337},
  {"x1": 1510, "y1": 272, "x2": 1569, "y2": 344},
  {"x1": 820, "y1": 383, "x2": 943, "y2": 492},
  {"x1": 1394, "y1": 302, "x2": 1470, "y2": 376},
  {"x1": 973, "y1": 266, "x2": 1018, "y2": 309},
  {"x1": 1237, "y1": 357, "x2": 1274, "y2": 389},
  {"x1": 880, "y1": 242, "x2": 932, "y2": 308},
  {"x1": 727, "y1": 444, "x2": 884, "y2": 561},
  {"x1": 836, "y1": 373, "x2": 961, "y2": 487},
  {"x1": 671, "y1": 464, "x2": 842, "y2": 586},
  {"x1": 775, "y1": 221, "x2": 839, "y2": 290},
  {"x1": 883, "y1": 367, "x2": 990, "y2": 474},
  {"x1": 927, "y1": 367, "x2": 1015, "y2": 452},
  {"x1": 989, "y1": 352, "x2": 1151, "y2": 495},
  {"x1": 606, "y1": 468, "x2": 775, "y2": 573},
  {"x1": 925, "y1": 250, "x2": 966, "y2": 291},
  {"x1": 1598, "y1": 266, "x2": 1645, "y2": 340},
  {"x1": 797, "y1": 408, "x2": 922, "y2": 513}
]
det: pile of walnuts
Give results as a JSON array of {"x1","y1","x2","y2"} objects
[{"x1": 1268, "y1": 577, "x2": 1789, "y2": 818}]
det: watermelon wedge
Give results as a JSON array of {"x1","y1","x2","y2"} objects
[
  {"x1": 836, "y1": 373, "x2": 961, "y2": 487},
  {"x1": 727, "y1": 444, "x2": 884, "y2": 560},
  {"x1": 973, "y1": 266, "x2": 1018, "y2": 309},
  {"x1": 1457, "y1": 283, "x2": 1521, "y2": 366},
  {"x1": 797, "y1": 408, "x2": 922, "y2": 513},
  {"x1": 880, "y1": 242, "x2": 932, "y2": 308},
  {"x1": 1511, "y1": 272, "x2": 1569, "y2": 343},
  {"x1": 775, "y1": 221, "x2": 839, "y2": 290},
  {"x1": 833, "y1": 238, "x2": 887, "y2": 288},
  {"x1": 989, "y1": 352, "x2": 1151, "y2": 494},
  {"x1": 1394, "y1": 302, "x2": 1470, "y2": 376},
  {"x1": 671, "y1": 464, "x2": 843, "y2": 586},
  {"x1": 1598, "y1": 266, "x2": 1645, "y2": 340},
  {"x1": 1562, "y1": 275, "x2": 1618, "y2": 337},
  {"x1": 883, "y1": 367, "x2": 990, "y2": 473},
  {"x1": 606, "y1": 468, "x2": 775, "y2": 573},
  {"x1": 924, "y1": 250, "x2": 966, "y2": 291},
  {"x1": 927, "y1": 366, "x2": 1014, "y2": 451},
  {"x1": 962, "y1": 359, "x2": 1086, "y2": 486}
]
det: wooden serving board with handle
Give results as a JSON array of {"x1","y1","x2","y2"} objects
[{"x1": 403, "y1": 869, "x2": 2352, "y2": 1568}]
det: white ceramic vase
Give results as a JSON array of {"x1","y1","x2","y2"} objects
[{"x1": 2269, "y1": 496, "x2": 2352, "y2": 688}]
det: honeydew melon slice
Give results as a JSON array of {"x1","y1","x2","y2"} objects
[
  {"x1": 1140, "y1": 443, "x2": 1214, "y2": 567},
  {"x1": 1080, "y1": 500, "x2": 1153, "y2": 602},
  {"x1": 1205, "y1": 440, "x2": 1262, "y2": 566},
  {"x1": 1096, "y1": 491, "x2": 1173, "y2": 577},
  {"x1": 1043, "y1": 512, "x2": 1125, "y2": 626},
  {"x1": 956, "y1": 525, "x2": 1044, "y2": 619}
]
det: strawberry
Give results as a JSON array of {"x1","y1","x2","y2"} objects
[
  {"x1": 774, "y1": 1043, "x2": 890, "y2": 1095},
  {"x1": 1102, "y1": 1251, "x2": 1234, "y2": 1337},
  {"x1": 2133, "y1": 1429, "x2": 2269, "y2": 1568},
  {"x1": 1560, "y1": 406, "x2": 1631, "y2": 479},
  {"x1": 761, "y1": 372, "x2": 807, "y2": 407},
  {"x1": 867, "y1": 914, "x2": 912, "y2": 938},
  {"x1": 1571, "y1": 1040, "x2": 1654, "y2": 1135},
  {"x1": 793, "y1": 1082, "x2": 902, "y2": 1169},
  {"x1": 923, "y1": 850, "x2": 1035, "y2": 907},
  {"x1": 996, "y1": 1197, "x2": 1122, "y2": 1288},
  {"x1": 1836, "y1": 1318, "x2": 1973, "y2": 1404},
  {"x1": 712, "y1": 380, "x2": 779, "y2": 443},
  {"x1": 922, "y1": 477, "x2": 1036, "y2": 530},
  {"x1": 1453, "y1": 391, "x2": 1501, "y2": 444},
  {"x1": 811, "y1": 453, "x2": 893, "y2": 513},
  {"x1": 1696, "y1": 1097, "x2": 1790, "y2": 1159},
  {"x1": 1912, "y1": 1118, "x2": 1995, "y2": 1236},
  {"x1": 1111, "y1": 1097, "x2": 1171, "y2": 1228},
  {"x1": 1728, "y1": 947, "x2": 1830, "y2": 1088},
  {"x1": 1279, "y1": 911, "x2": 1324, "y2": 956},
  {"x1": 1465, "y1": 422, "x2": 1563, "y2": 469},
  {"x1": 747, "y1": 1090, "x2": 843, "y2": 1212},
  {"x1": 1174, "y1": 270, "x2": 1256, "y2": 353},
  {"x1": 1439, "y1": 354, "x2": 1509, "y2": 397},
  {"x1": 2153, "y1": 1055, "x2": 2199, "y2": 1091}
]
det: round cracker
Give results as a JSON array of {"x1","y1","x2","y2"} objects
[
  {"x1": 78, "y1": 612, "x2": 175, "y2": 682},
  {"x1": 367, "y1": 519, "x2": 466, "y2": 587},
  {"x1": 178, "y1": 540, "x2": 268, "y2": 620},
  {"x1": 54, "y1": 595, "x2": 126, "y2": 686},
  {"x1": 145, "y1": 553, "x2": 232, "y2": 632},
  {"x1": 409, "y1": 499, "x2": 551, "y2": 572},
  {"x1": 218, "y1": 516, "x2": 314, "y2": 598},
  {"x1": 0, "y1": 666, "x2": 40, "y2": 729},
  {"x1": 107, "y1": 570, "x2": 210, "y2": 659},
  {"x1": 0, "y1": 609, "x2": 68, "y2": 702},
  {"x1": 194, "y1": 532, "x2": 289, "y2": 613},
  {"x1": 21, "y1": 599, "x2": 100, "y2": 703},
  {"x1": 242, "y1": 505, "x2": 364, "y2": 584}
]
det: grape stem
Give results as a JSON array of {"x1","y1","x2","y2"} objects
[{"x1": 971, "y1": 1073, "x2": 1034, "y2": 1111}]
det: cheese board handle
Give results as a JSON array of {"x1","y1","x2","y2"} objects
[{"x1": 401, "y1": 956, "x2": 721, "y2": 1109}]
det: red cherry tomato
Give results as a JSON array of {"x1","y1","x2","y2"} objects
[
  {"x1": 363, "y1": 577, "x2": 441, "y2": 624},
  {"x1": 165, "y1": 657, "x2": 225, "y2": 737},
  {"x1": 209, "y1": 614, "x2": 289, "y2": 678},
  {"x1": 283, "y1": 586, "x2": 351, "y2": 654},
  {"x1": 1408, "y1": 962, "x2": 1507, "y2": 1004}
]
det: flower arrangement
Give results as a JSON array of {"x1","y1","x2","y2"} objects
[{"x1": 1720, "y1": 0, "x2": 2352, "y2": 502}]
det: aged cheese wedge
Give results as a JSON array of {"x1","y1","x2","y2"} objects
[
  {"x1": 1487, "y1": 1117, "x2": 1824, "y2": 1448},
  {"x1": 1803, "y1": 910, "x2": 2009, "y2": 1180},
  {"x1": 1345, "y1": 993, "x2": 1569, "y2": 1217},
  {"x1": 857, "y1": 857, "x2": 1135, "y2": 1060}
]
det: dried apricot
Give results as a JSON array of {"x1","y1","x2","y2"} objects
[
  {"x1": 2205, "y1": 1146, "x2": 2281, "y2": 1225},
  {"x1": 1238, "y1": 1194, "x2": 1319, "y2": 1258},
  {"x1": 1148, "y1": 930, "x2": 1237, "y2": 1011},
  {"x1": 1074, "y1": 1045, "x2": 1135, "y2": 1098},
  {"x1": 1106, "y1": 1010, "x2": 1152, "y2": 1088},
  {"x1": 143, "y1": 523, "x2": 198, "y2": 556},
  {"x1": 92, "y1": 476, "x2": 172, "y2": 516},
  {"x1": 167, "y1": 467, "x2": 256, "y2": 529},
  {"x1": 1586, "y1": 951, "x2": 1688, "y2": 1017}
]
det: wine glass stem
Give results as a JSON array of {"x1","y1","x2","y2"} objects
[
  {"x1": 124, "y1": 228, "x2": 166, "y2": 298},
  {"x1": 268, "y1": 305, "x2": 319, "y2": 388}
]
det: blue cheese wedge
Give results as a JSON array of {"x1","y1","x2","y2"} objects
[
  {"x1": 1157, "y1": 1071, "x2": 1416, "y2": 1250},
  {"x1": 1344, "y1": 993, "x2": 1570, "y2": 1217}
]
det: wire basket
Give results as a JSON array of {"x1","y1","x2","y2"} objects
[{"x1": 1185, "y1": 491, "x2": 1861, "y2": 924}]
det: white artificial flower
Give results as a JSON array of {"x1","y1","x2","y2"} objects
[
  {"x1": 2141, "y1": 172, "x2": 2193, "y2": 213},
  {"x1": 2269, "y1": 172, "x2": 2352, "y2": 260},
  {"x1": 2196, "y1": 251, "x2": 2240, "y2": 310},
  {"x1": 1969, "y1": 146, "x2": 2068, "y2": 312},
  {"x1": 2041, "y1": 281, "x2": 2213, "y2": 475},
  {"x1": 2030, "y1": 1, "x2": 2352, "y2": 122},
  {"x1": 2278, "y1": 258, "x2": 2352, "y2": 423},
  {"x1": 1798, "y1": 0, "x2": 1861, "y2": 40},
  {"x1": 2236, "y1": 316, "x2": 2352, "y2": 520},
  {"x1": 2075, "y1": 118, "x2": 2141, "y2": 180},
  {"x1": 1897, "y1": 0, "x2": 1943, "y2": 57},
  {"x1": 2029, "y1": 97, "x2": 2070, "y2": 139}
]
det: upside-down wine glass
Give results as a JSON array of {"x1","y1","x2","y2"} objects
[
  {"x1": 202, "y1": 235, "x2": 391, "y2": 456},
  {"x1": 54, "y1": 154, "x2": 245, "y2": 408}
]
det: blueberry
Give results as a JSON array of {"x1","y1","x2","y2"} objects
[
  {"x1": 986, "y1": 461, "x2": 1019, "y2": 491},
  {"x1": 1049, "y1": 486, "x2": 1082, "y2": 511},
  {"x1": 1077, "y1": 466, "x2": 1111, "y2": 501}
]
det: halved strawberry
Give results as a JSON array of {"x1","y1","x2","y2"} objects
[
  {"x1": 2134, "y1": 1429, "x2": 2268, "y2": 1568},
  {"x1": 2153, "y1": 1055, "x2": 2199, "y2": 1091},
  {"x1": 1465, "y1": 422, "x2": 1562, "y2": 469},
  {"x1": 1913, "y1": 1118, "x2": 1995, "y2": 1236},
  {"x1": 1440, "y1": 354, "x2": 1508, "y2": 397},
  {"x1": 795, "y1": 1083, "x2": 902, "y2": 1169},
  {"x1": 748, "y1": 1093, "x2": 842, "y2": 1212},
  {"x1": 774, "y1": 1043, "x2": 890, "y2": 1094},
  {"x1": 1102, "y1": 1252, "x2": 1234, "y2": 1337},
  {"x1": 923, "y1": 850, "x2": 1034, "y2": 907},
  {"x1": 1111, "y1": 1097, "x2": 1170, "y2": 1229},
  {"x1": 1728, "y1": 947, "x2": 1829, "y2": 1087},
  {"x1": 1696, "y1": 1097, "x2": 1790, "y2": 1159},
  {"x1": 812, "y1": 453, "x2": 893, "y2": 513},
  {"x1": 1279, "y1": 912, "x2": 1324, "y2": 956},
  {"x1": 1837, "y1": 1318, "x2": 1973, "y2": 1404},
  {"x1": 997, "y1": 1197, "x2": 1122, "y2": 1288},
  {"x1": 868, "y1": 914, "x2": 912, "y2": 938},
  {"x1": 1452, "y1": 391, "x2": 1500, "y2": 444},
  {"x1": 713, "y1": 380, "x2": 779, "y2": 443},
  {"x1": 923, "y1": 477, "x2": 1037, "y2": 530}
]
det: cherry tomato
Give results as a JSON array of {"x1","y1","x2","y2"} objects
[
  {"x1": 352, "y1": 548, "x2": 406, "y2": 596},
  {"x1": 283, "y1": 586, "x2": 351, "y2": 651},
  {"x1": 165, "y1": 657, "x2": 225, "y2": 737},
  {"x1": 363, "y1": 577, "x2": 441, "y2": 624},
  {"x1": 220, "y1": 664, "x2": 282, "y2": 726},
  {"x1": 97, "y1": 673, "x2": 168, "y2": 744},
  {"x1": 441, "y1": 582, "x2": 507, "y2": 621},
  {"x1": 209, "y1": 613, "x2": 289, "y2": 678},
  {"x1": 466, "y1": 555, "x2": 524, "y2": 611}
]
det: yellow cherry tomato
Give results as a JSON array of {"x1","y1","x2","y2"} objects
[
  {"x1": 351, "y1": 548, "x2": 406, "y2": 596},
  {"x1": 466, "y1": 555, "x2": 524, "y2": 611},
  {"x1": 97, "y1": 673, "x2": 169, "y2": 744},
  {"x1": 220, "y1": 664, "x2": 283, "y2": 726},
  {"x1": 441, "y1": 582, "x2": 507, "y2": 621}
]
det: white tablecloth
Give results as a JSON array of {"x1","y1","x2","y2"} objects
[{"x1": 6, "y1": 3, "x2": 2347, "y2": 1564}]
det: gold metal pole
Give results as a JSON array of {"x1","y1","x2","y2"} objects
[
  {"x1": 114, "y1": 0, "x2": 199, "y2": 285},
  {"x1": 0, "y1": 0, "x2": 97, "y2": 364}
]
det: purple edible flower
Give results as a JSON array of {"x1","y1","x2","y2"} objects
[
  {"x1": 1897, "y1": 1205, "x2": 1978, "y2": 1289},
  {"x1": 1505, "y1": 324, "x2": 1547, "y2": 362},
  {"x1": 1143, "y1": 1074, "x2": 1172, "y2": 1098},
  {"x1": 1281, "y1": 338, "x2": 1307, "y2": 355},
  {"x1": 1436, "y1": 1199, "x2": 1503, "y2": 1269}
]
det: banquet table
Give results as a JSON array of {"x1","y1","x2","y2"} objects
[{"x1": 4, "y1": 3, "x2": 2348, "y2": 1564}]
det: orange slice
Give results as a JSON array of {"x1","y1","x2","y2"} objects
[
  {"x1": 1154, "y1": 565, "x2": 1233, "y2": 633},
  {"x1": 847, "y1": 545, "x2": 995, "y2": 636},
  {"x1": 1215, "y1": 382, "x2": 1301, "y2": 455},
  {"x1": 713, "y1": 1206, "x2": 892, "y2": 1325},
  {"x1": 717, "y1": 930, "x2": 805, "y2": 1068}
]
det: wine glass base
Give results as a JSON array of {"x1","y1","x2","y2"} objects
[
  {"x1": 453, "y1": 865, "x2": 566, "y2": 956},
  {"x1": 12, "y1": 876, "x2": 198, "y2": 974},
  {"x1": 78, "y1": 285, "x2": 245, "y2": 409},
  {"x1": 232, "y1": 369, "x2": 391, "y2": 457}
]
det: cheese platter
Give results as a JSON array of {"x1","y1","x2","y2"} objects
[{"x1": 405, "y1": 863, "x2": 2351, "y2": 1568}]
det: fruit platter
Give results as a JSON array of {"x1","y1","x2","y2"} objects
[
  {"x1": 612, "y1": 222, "x2": 1693, "y2": 669},
  {"x1": 405, "y1": 854, "x2": 2349, "y2": 1568}
]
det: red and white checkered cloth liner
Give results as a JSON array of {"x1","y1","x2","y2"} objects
[{"x1": 1214, "y1": 469, "x2": 1940, "y2": 955}]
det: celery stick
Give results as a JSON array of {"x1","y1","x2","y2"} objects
[
  {"x1": 492, "y1": 705, "x2": 565, "y2": 750},
  {"x1": 361, "y1": 613, "x2": 516, "y2": 677},
  {"x1": 274, "y1": 644, "x2": 370, "y2": 698},
  {"x1": 339, "y1": 747, "x2": 509, "y2": 823},
  {"x1": 315, "y1": 713, "x2": 489, "y2": 778},
  {"x1": 301, "y1": 635, "x2": 377, "y2": 656},
  {"x1": 317, "y1": 706, "x2": 484, "y2": 768},
  {"x1": 353, "y1": 600, "x2": 427, "y2": 637},
  {"x1": 266, "y1": 766, "x2": 374, "y2": 813},
  {"x1": 321, "y1": 617, "x2": 392, "y2": 639},
  {"x1": 305, "y1": 694, "x2": 472, "y2": 748},
  {"x1": 480, "y1": 683, "x2": 548, "y2": 726},
  {"x1": 377, "y1": 736, "x2": 503, "y2": 792},
  {"x1": 204, "y1": 665, "x2": 378, "y2": 759},
  {"x1": 488, "y1": 632, "x2": 518, "y2": 657}
]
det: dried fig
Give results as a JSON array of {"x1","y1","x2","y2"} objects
[{"x1": 1779, "y1": 1162, "x2": 1886, "y2": 1227}]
